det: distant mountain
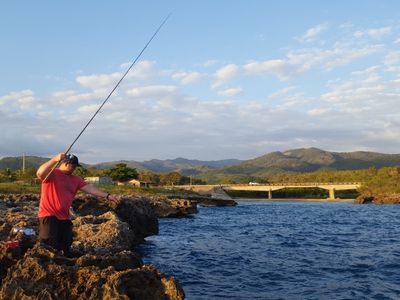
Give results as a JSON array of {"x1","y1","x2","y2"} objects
[
  {"x1": 92, "y1": 160, "x2": 144, "y2": 171},
  {"x1": 94, "y1": 157, "x2": 241, "y2": 175},
  {"x1": 0, "y1": 155, "x2": 240, "y2": 174},
  {"x1": 141, "y1": 157, "x2": 240, "y2": 172},
  {"x1": 2, "y1": 148, "x2": 400, "y2": 178},
  {"x1": 196, "y1": 147, "x2": 400, "y2": 182},
  {"x1": 0, "y1": 156, "x2": 48, "y2": 171}
]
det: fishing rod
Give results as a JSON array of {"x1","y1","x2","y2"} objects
[{"x1": 43, "y1": 13, "x2": 171, "y2": 182}]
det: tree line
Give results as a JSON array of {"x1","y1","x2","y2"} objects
[
  {"x1": 0, "y1": 163, "x2": 205, "y2": 186},
  {"x1": 1, "y1": 164, "x2": 400, "y2": 196}
]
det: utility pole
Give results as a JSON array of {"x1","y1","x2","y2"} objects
[{"x1": 22, "y1": 152, "x2": 25, "y2": 174}]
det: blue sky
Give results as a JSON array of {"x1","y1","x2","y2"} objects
[{"x1": 1, "y1": 1, "x2": 400, "y2": 163}]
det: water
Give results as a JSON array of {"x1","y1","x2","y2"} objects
[{"x1": 137, "y1": 201, "x2": 400, "y2": 299}]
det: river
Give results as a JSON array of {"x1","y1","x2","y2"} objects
[{"x1": 137, "y1": 200, "x2": 400, "y2": 299}]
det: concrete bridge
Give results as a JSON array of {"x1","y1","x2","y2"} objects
[{"x1": 176, "y1": 182, "x2": 361, "y2": 200}]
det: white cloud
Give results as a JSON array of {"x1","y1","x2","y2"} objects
[
  {"x1": 3, "y1": 21, "x2": 400, "y2": 162},
  {"x1": 308, "y1": 108, "x2": 330, "y2": 116},
  {"x1": 367, "y1": 125, "x2": 400, "y2": 141},
  {"x1": 324, "y1": 45, "x2": 383, "y2": 70},
  {"x1": 125, "y1": 85, "x2": 177, "y2": 98},
  {"x1": 0, "y1": 90, "x2": 33, "y2": 104},
  {"x1": 243, "y1": 45, "x2": 382, "y2": 80},
  {"x1": 390, "y1": 78, "x2": 400, "y2": 88},
  {"x1": 78, "y1": 104, "x2": 100, "y2": 114},
  {"x1": 320, "y1": 75, "x2": 400, "y2": 122},
  {"x1": 172, "y1": 71, "x2": 203, "y2": 84},
  {"x1": 0, "y1": 90, "x2": 37, "y2": 110},
  {"x1": 76, "y1": 72, "x2": 122, "y2": 90},
  {"x1": 367, "y1": 26, "x2": 392, "y2": 38},
  {"x1": 218, "y1": 88, "x2": 243, "y2": 97},
  {"x1": 76, "y1": 61, "x2": 156, "y2": 90},
  {"x1": 353, "y1": 31, "x2": 364, "y2": 39},
  {"x1": 202, "y1": 60, "x2": 219, "y2": 67},
  {"x1": 299, "y1": 23, "x2": 328, "y2": 42},
  {"x1": 351, "y1": 66, "x2": 380, "y2": 76},
  {"x1": 354, "y1": 26, "x2": 392, "y2": 39},
  {"x1": 124, "y1": 60, "x2": 156, "y2": 81},
  {"x1": 244, "y1": 59, "x2": 294, "y2": 80},
  {"x1": 384, "y1": 51, "x2": 400, "y2": 72},
  {"x1": 268, "y1": 86, "x2": 297, "y2": 99},
  {"x1": 212, "y1": 64, "x2": 239, "y2": 88},
  {"x1": 50, "y1": 90, "x2": 102, "y2": 106}
]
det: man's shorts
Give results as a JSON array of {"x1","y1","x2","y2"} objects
[{"x1": 38, "y1": 216, "x2": 73, "y2": 252}]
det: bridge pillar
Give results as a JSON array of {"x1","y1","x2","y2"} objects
[
  {"x1": 268, "y1": 189, "x2": 272, "y2": 200},
  {"x1": 328, "y1": 188, "x2": 335, "y2": 199}
]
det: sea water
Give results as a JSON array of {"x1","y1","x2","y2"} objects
[{"x1": 137, "y1": 201, "x2": 400, "y2": 299}]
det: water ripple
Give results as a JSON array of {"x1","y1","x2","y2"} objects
[{"x1": 137, "y1": 201, "x2": 400, "y2": 299}]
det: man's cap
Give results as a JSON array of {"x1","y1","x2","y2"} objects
[{"x1": 65, "y1": 154, "x2": 82, "y2": 167}]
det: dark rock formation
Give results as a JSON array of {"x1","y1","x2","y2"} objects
[
  {"x1": 0, "y1": 245, "x2": 184, "y2": 299},
  {"x1": 198, "y1": 198, "x2": 237, "y2": 207},
  {"x1": 0, "y1": 194, "x2": 185, "y2": 299},
  {"x1": 73, "y1": 195, "x2": 159, "y2": 243},
  {"x1": 150, "y1": 198, "x2": 198, "y2": 217},
  {"x1": 72, "y1": 211, "x2": 135, "y2": 255},
  {"x1": 114, "y1": 197, "x2": 159, "y2": 242},
  {"x1": 355, "y1": 194, "x2": 400, "y2": 204},
  {"x1": 170, "y1": 195, "x2": 238, "y2": 207}
]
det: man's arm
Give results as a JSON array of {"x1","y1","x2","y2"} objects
[
  {"x1": 80, "y1": 184, "x2": 120, "y2": 205},
  {"x1": 36, "y1": 153, "x2": 65, "y2": 181}
]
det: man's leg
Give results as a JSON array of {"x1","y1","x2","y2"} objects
[
  {"x1": 38, "y1": 216, "x2": 60, "y2": 251},
  {"x1": 58, "y1": 220, "x2": 73, "y2": 255}
]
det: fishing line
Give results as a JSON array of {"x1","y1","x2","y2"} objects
[{"x1": 43, "y1": 13, "x2": 171, "y2": 182}]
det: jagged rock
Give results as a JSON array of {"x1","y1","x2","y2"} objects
[
  {"x1": 72, "y1": 195, "x2": 111, "y2": 216},
  {"x1": 150, "y1": 198, "x2": 198, "y2": 218},
  {"x1": 354, "y1": 196, "x2": 374, "y2": 204},
  {"x1": 0, "y1": 244, "x2": 184, "y2": 300},
  {"x1": 0, "y1": 194, "x2": 186, "y2": 299},
  {"x1": 169, "y1": 195, "x2": 237, "y2": 207},
  {"x1": 197, "y1": 198, "x2": 238, "y2": 207},
  {"x1": 72, "y1": 196, "x2": 159, "y2": 243},
  {"x1": 356, "y1": 194, "x2": 400, "y2": 204},
  {"x1": 114, "y1": 197, "x2": 159, "y2": 242},
  {"x1": 76, "y1": 250, "x2": 143, "y2": 271},
  {"x1": 0, "y1": 244, "x2": 22, "y2": 282},
  {"x1": 72, "y1": 211, "x2": 135, "y2": 255}
]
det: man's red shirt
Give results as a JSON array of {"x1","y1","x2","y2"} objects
[{"x1": 38, "y1": 169, "x2": 87, "y2": 220}]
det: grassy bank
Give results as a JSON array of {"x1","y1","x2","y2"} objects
[
  {"x1": 0, "y1": 182, "x2": 41, "y2": 194},
  {"x1": 0, "y1": 182, "x2": 199, "y2": 198}
]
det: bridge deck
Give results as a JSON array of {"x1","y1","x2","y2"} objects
[{"x1": 175, "y1": 183, "x2": 361, "y2": 199}]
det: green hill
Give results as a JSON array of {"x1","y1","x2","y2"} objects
[
  {"x1": 0, "y1": 156, "x2": 48, "y2": 170},
  {"x1": 195, "y1": 148, "x2": 400, "y2": 183},
  {"x1": 2, "y1": 148, "x2": 400, "y2": 182},
  {"x1": 93, "y1": 158, "x2": 241, "y2": 175}
]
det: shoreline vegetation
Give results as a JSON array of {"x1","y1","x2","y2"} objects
[{"x1": 2, "y1": 164, "x2": 400, "y2": 197}]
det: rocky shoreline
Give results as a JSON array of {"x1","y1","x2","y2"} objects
[
  {"x1": 0, "y1": 192, "x2": 235, "y2": 299},
  {"x1": 355, "y1": 194, "x2": 400, "y2": 204}
]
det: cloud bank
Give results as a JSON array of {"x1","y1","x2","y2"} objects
[{"x1": 1, "y1": 22, "x2": 400, "y2": 163}]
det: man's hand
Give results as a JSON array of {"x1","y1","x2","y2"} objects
[
  {"x1": 107, "y1": 194, "x2": 120, "y2": 205},
  {"x1": 54, "y1": 153, "x2": 67, "y2": 163},
  {"x1": 36, "y1": 152, "x2": 65, "y2": 181}
]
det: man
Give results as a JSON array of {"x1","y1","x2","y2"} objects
[{"x1": 36, "y1": 153, "x2": 119, "y2": 255}]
